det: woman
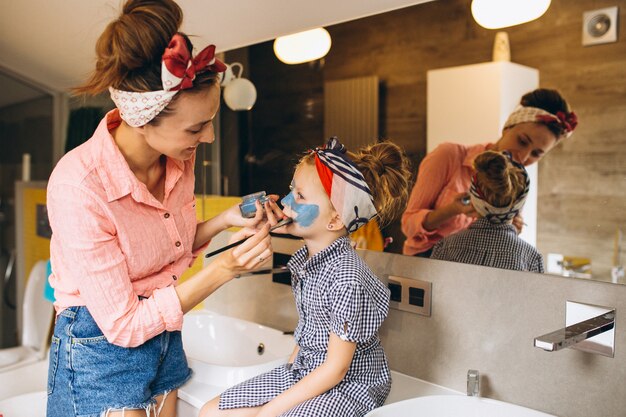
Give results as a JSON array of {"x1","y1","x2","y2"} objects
[
  {"x1": 46, "y1": 1, "x2": 272, "y2": 416},
  {"x1": 431, "y1": 150, "x2": 544, "y2": 272},
  {"x1": 401, "y1": 88, "x2": 577, "y2": 256}
]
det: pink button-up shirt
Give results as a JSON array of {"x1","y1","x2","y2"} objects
[
  {"x1": 401, "y1": 142, "x2": 490, "y2": 255},
  {"x1": 47, "y1": 109, "x2": 201, "y2": 347}
]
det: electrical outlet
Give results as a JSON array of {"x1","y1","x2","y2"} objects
[
  {"x1": 388, "y1": 275, "x2": 432, "y2": 317},
  {"x1": 388, "y1": 280, "x2": 402, "y2": 302}
]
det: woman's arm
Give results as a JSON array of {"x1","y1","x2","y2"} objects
[
  {"x1": 257, "y1": 333, "x2": 356, "y2": 417},
  {"x1": 401, "y1": 144, "x2": 455, "y2": 238},
  {"x1": 402, "y1": 143, "x2": 477, "y2": 242},
  {"x1": 422, "y1": 192, "x2": 477, "y2": 231}
]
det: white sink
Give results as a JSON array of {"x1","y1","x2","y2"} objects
[
  {"x1": 178, "y1": 310, "x2": 296, "y2": 413},
  {"x1": 181, "y1": 309, "x2": 295, "y2": 387},
  {"x1": 365, "y1": 395, "x2": 555, "y2": 417}
]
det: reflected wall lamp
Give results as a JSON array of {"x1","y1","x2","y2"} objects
[
  {"x1": 471, "y1": 0, "x2": 551, "y2": 29},
  {"x1": 220, "y1": 62, "x2": 257, "y2": 111},
  {"x1": 273, "y1": 28, "x2": 332, "y2": 64}
]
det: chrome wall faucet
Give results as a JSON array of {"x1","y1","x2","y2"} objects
[
  {"x1": 534, "y1": 301, "x2": 616, "y2": 357},
  {"x1": 467, "y1": 369, "x2": 480, "y2": 396}
]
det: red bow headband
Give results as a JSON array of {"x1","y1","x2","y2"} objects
[
  {"x1": 161, "y1": 33, "x2": 227, "y2": 91},
  {"x1": 536, "y1": 110, "x2": 578, "y2": 134},
  {"x1": 503, "y1": 105, "x2": 578, "y2": 139},
  {"x1": 109, "y1": 33, "x2": 226, "y2": 127}
]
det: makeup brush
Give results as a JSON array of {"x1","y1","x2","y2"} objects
[{"x1": 204, "y1": 217, "x2": 293, "y2": 258}]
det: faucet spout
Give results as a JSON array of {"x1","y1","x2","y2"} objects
[
  {"x1": 467, "y1": 369, "x2": 479, "y2": 396},
  {"x1": 534, "y1": 301, "x2": 616, "y2": 357},
  {"x1": 534, "y1": 312, "x2": 614, "y2": 351}
]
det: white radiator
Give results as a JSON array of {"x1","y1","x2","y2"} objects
[{"x1": 324, "y1": 76, "x2": 379, "y2": 150}]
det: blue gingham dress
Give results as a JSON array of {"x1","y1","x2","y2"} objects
[
  {"x1": 431, "y1": 217, "x2": 545, "y2": 273},
  {"x1": 219, "y1": 236, "x2": 391, "y2": 416}
]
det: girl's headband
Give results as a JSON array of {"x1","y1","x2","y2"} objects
[
  {"x1": 469, "y1": 152, "x2": 530, "y2": 225},
  {"x1": 109, "y1": 33, "x2": 226, "y2": 127},
  {"x1": 503, "y1": 105, "x2": 578, "y2": 138},
  {"x1": 310, "y1": 137, "x2": 377, "y2": 233}
]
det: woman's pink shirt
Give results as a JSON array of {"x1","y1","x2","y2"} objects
[
  {"x1": 401, "y1": 142, "x2": 489, "y2": 255},
  {"x1": 47, "y1": 109, "x2": 202, "y2": 347}
]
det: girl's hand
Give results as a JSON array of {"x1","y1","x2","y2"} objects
[
  {"x1": 214, "y1": 223, "x2": 272, "y2": 276},
  {"x1": 220, "y1": 200, "x2": 265, "y2": 230},
  {"x1": 265, "y1": 195, "x2": 290, "y2": 234}
]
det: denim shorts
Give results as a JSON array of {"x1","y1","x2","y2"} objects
[{"x1": 46, "y1": 306, "x2": 192, "y2": 417}]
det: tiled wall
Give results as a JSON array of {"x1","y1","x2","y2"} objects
[{"x1": 204, "y1": 233, "x2": 626, "y2": 417}]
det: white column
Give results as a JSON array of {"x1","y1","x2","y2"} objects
[{"x1": 427, "y1": 61, "x2": 539, "y2": 245}]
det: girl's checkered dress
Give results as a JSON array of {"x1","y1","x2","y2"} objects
[
  {"x1": 431, "y1": 217, "x2": 544, "y2": 272},
  {"x1": 219, "y1": 236, "x2": 391, "y2": 416}
]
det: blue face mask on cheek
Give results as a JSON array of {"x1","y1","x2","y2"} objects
[{"x1": 281, "y1": 192, "x2": 320, "y2": 228}]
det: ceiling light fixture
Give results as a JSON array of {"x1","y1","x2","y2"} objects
[
  {"x1": 471, "y1": 0, "x2": 551, "y2": 29},
  {"x1": 273, "y1": 28, "x2": 332, "y2": 65}
]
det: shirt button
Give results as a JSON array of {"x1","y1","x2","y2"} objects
[
  {"x1": 175, "y1": 241, "x2": 181, "y2": 247},
  {"x1": 172, "y1": 275, "x2": 177, "y2": 280},
  {"x1": 164, "y1": 213, "x2": 170, "y2": 219}
]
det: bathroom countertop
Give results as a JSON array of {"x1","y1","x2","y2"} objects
[
  {"x1": 177, "y1": 370, "x2": 462, "y2": 410},
  {"x1": 385, "y1": 371, "x2": 461, "y2": 403}
]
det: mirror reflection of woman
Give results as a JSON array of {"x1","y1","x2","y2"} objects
[
  {"x1": 401, "y1": 88, "x2": 578, "y2": 257},
  {"x1": 431, "y1": 150, "x2": 544, "y2": 272}
]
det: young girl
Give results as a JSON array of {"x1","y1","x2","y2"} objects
[
  {"x1": 200, "y1": 137, "x2": 411, "y2": 417},
  {"x1": 431, "y1": 150, "x2": 544, "y2": 272}
]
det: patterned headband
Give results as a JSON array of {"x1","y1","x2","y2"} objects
[
  {"x1": 469, "y1": 152, "x2": 530, "y2": 225},
  {"x1": 310, "y1": 137, "x2": 377, "y2": 233},
  {"x1": 503, "y1": 105, "x2": 578, "y2": 138},
  {"x1": 109, "y1": 33, "x2": 227, "y2": 127}
]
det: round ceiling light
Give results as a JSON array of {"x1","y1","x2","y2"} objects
[
  {"x1": 471, "y1": 0, "x2": 551, "y2": 29},
  {"x1": 273, "y1": 28, "x2": 332, "y2": 65}
]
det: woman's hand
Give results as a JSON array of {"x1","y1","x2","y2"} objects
[
  {"x1": 219, "y1": 200, "x2": 266, "y2": 230},
  {"x1": 264, "y1": 195, "x2": 290, "y2": 233},
  {"x1": 423, "y1": 192, "x2": 477, "y2": 232},
  {"x1": 176, "y1": 223, "x2": 273, "y2": 314},
  {"x1": 214, "y1": 223, "x2": 273, "y2": 276},
  {"x1": 447, "y1": 192, "x2": 478, "y2": 217}
]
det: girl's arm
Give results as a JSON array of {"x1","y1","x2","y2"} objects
[
  {"x1": 287, "y1": 345, "x2": 300, "y2": 364},
  {"x1": 257, "y1": 333, "x2": 356, "y2": 417}
]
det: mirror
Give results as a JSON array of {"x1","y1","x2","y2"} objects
[{"x1": 219, "y1": 0, "x2": 625, "y2": 284}]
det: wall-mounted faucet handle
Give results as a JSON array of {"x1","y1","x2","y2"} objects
[{"x1": 467, "y1": 369, "x2": 480, "y2": 396}]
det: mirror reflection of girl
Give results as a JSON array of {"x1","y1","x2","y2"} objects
[
  {"x1": 401, "y1": 88, "x2": 577, "y2": 257},
  {"x1": 46, "y1": 1, "x2": 273, "y2": 416},
  {"x1": 431, "y1": 150, "x2": 544, "y2": 272},
  {"x1": 200, "y1": 138, "x2": 411, "y2": 417}
]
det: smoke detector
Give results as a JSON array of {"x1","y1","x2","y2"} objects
[{"x1": 582, "y1": 6, "x2": 619, "y2": 46}]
